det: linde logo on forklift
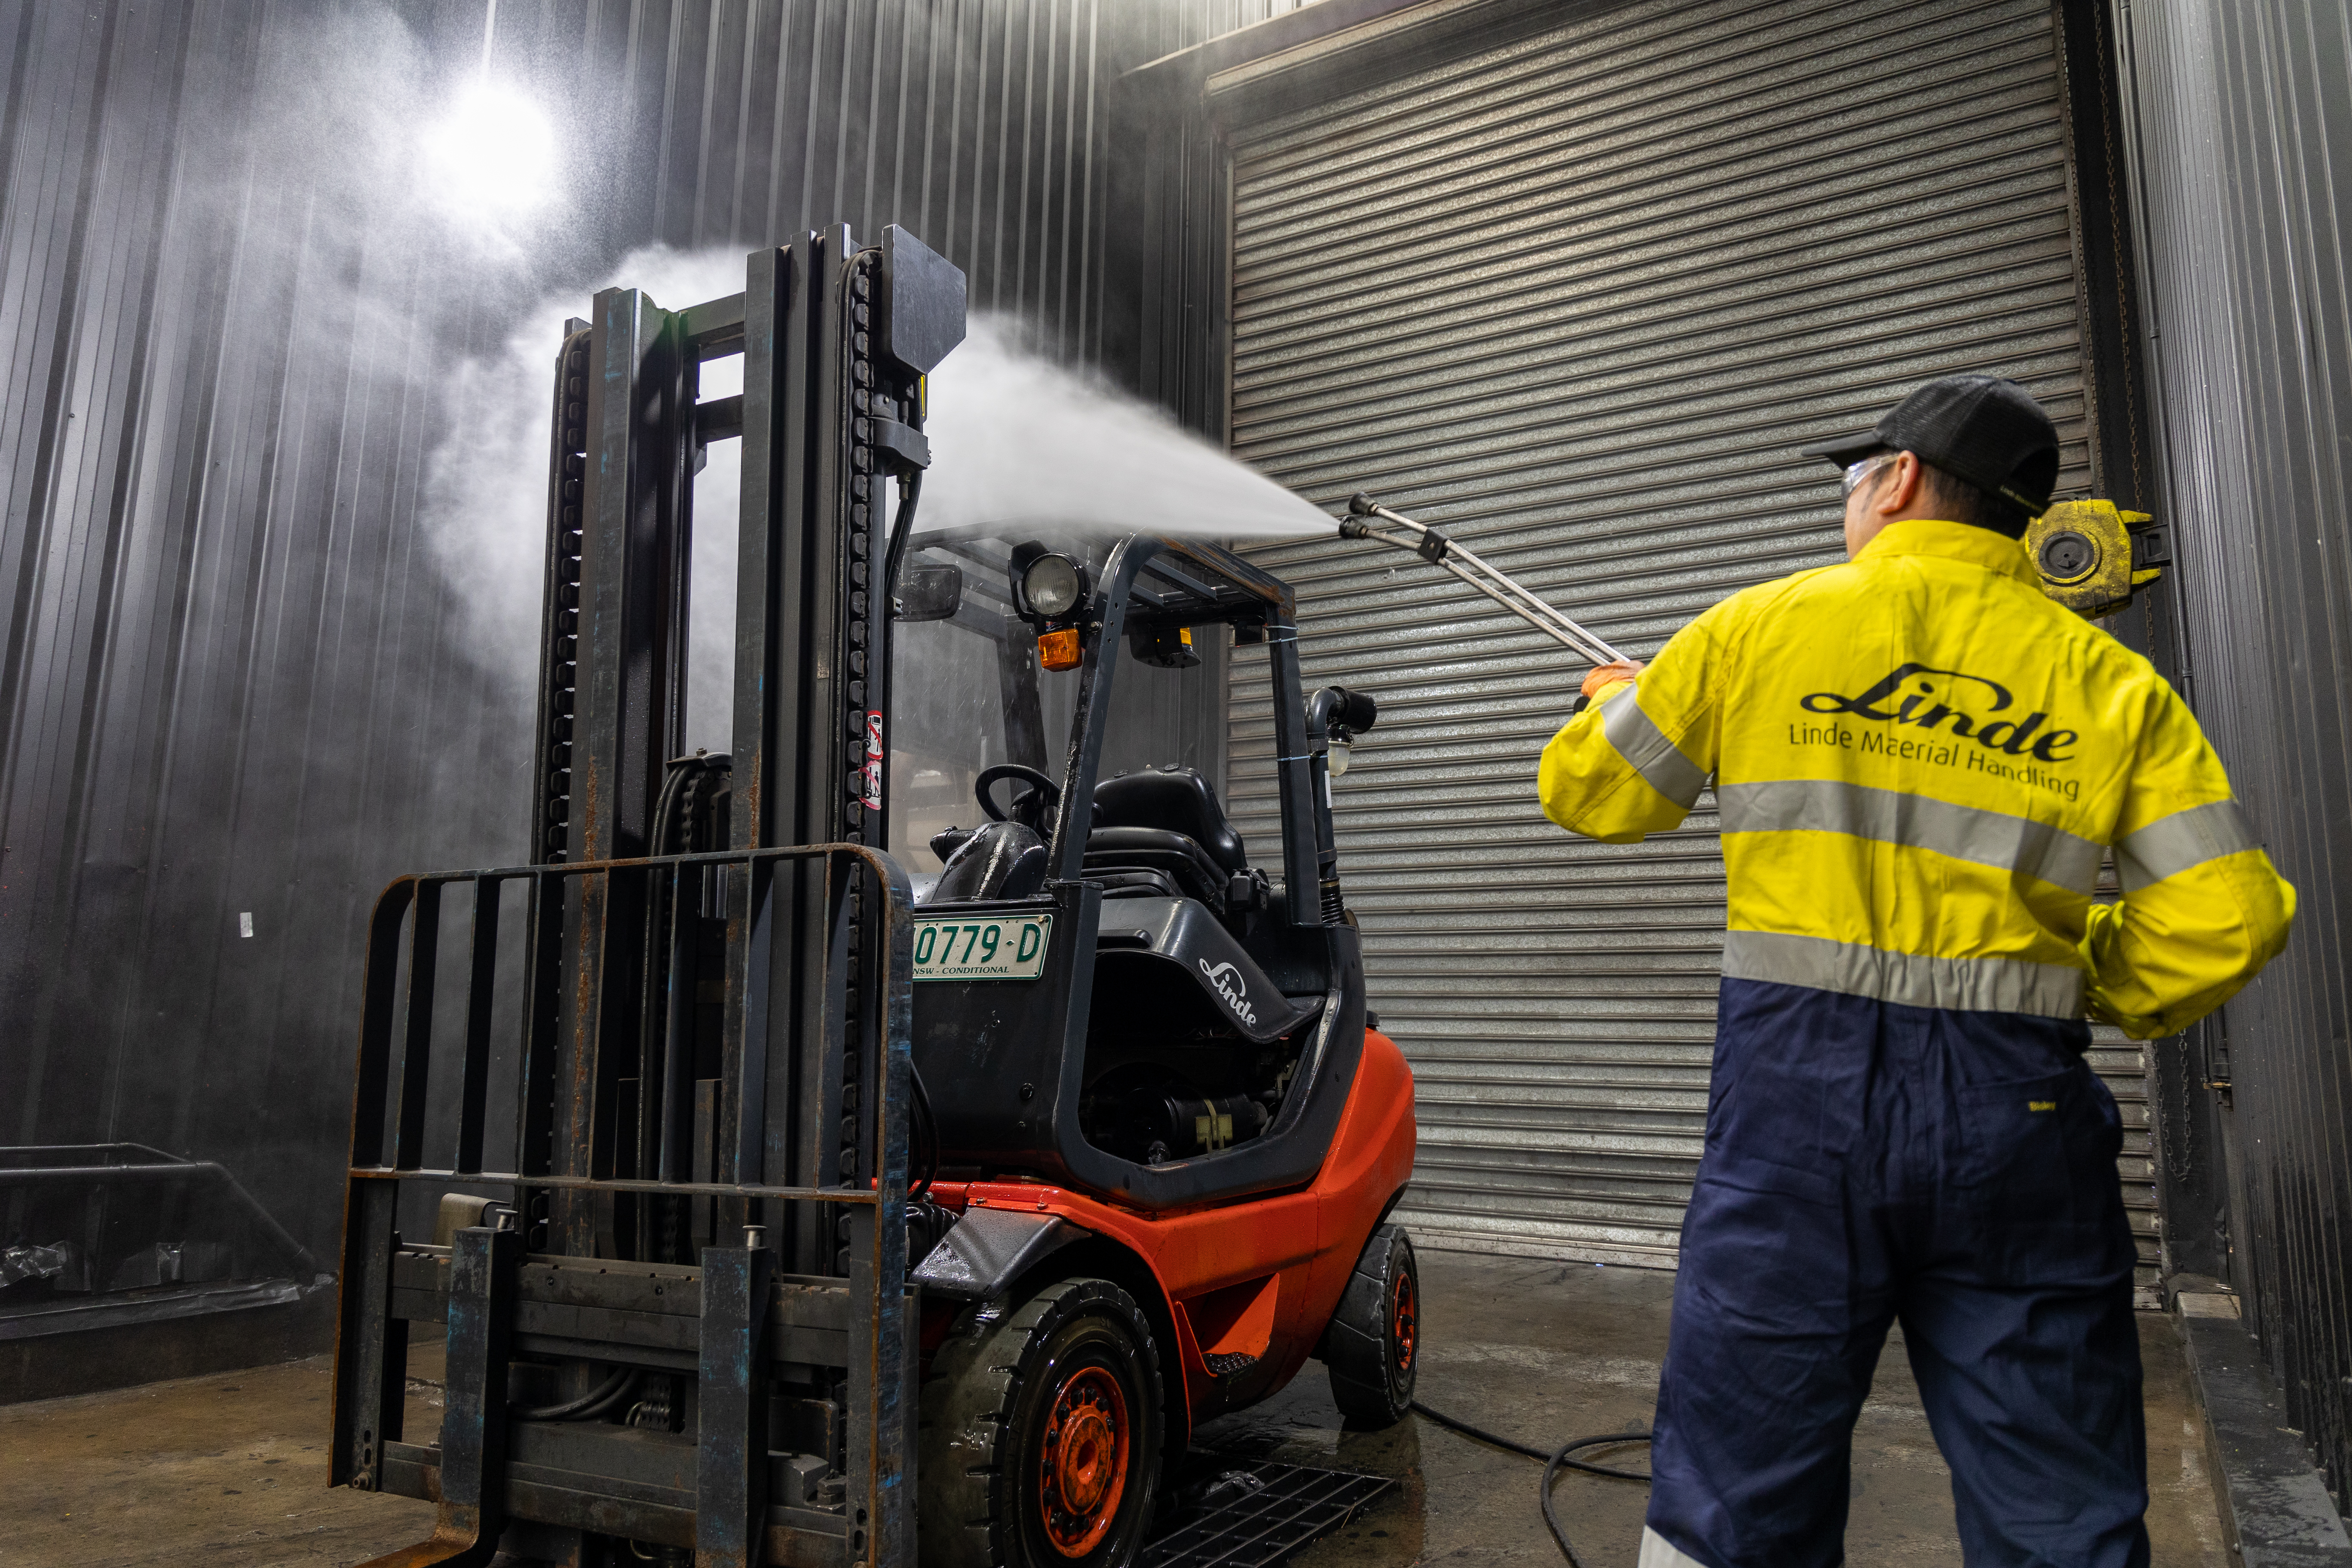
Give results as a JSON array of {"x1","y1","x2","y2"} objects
[
  {"x1": 1197, "y1": 959, "x2": 1258, "y2": 1027},
  {"x1": 1796, "y1": 662, "x2": 2080, "y2": 764}
]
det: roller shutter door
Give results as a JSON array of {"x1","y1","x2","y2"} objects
[{"x1": 1219, "y1": 0, "x2": 2159, "y2": 1295}]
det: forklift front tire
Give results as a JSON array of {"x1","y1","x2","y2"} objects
[
  {"x1": 919, "y1": 1277, "x2": 1165, "y2": 1568},
  {"x1": 1325, "y1": 1223, "x2": 1419, "y2": 1427}
]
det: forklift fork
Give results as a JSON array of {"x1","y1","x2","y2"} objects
[{"x1": 352, "y1": 1222, "x2": 516, "y2": 1568}]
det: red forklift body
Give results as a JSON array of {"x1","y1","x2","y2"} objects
[{"x1": 926, "y1": 1023, "x2": 1414, "y2": 1436}]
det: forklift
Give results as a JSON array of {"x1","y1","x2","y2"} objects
[{"x1": 330, "y1": 224, "x2": 1419, "y2": 1568}]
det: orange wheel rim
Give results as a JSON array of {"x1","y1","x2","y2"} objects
[
  {"x1": 1391, "y1": 1271, "x2": 1418, "y2": 1375},
  {"x1": 1038, "y1": 1364, "x2": 1130, "y2": 1557}
]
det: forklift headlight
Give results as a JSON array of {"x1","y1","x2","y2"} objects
[{"x1": 1022, "y1": 554, "x2": 1086, "y2": 619}]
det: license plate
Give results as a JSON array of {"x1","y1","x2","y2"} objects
[{"x1": 913, "y1": 913, "x2": 1052, "y2": 981}]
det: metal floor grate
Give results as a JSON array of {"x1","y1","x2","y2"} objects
[{"x1": 1141, "y1": 1459, "x2": 1397, "y2": 1568}]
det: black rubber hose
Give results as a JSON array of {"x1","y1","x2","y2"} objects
[
  {"x1": 874, "y1": 464, "x2": 923, "y2": 847},
  {"x1": 1410, "y1": 1400, "x2": 1651, "y2": 1568},
  {"x1": 513, "y1": 1366, "x2": 639, "y2": 1422},
  {"x1": 880, "y1": 467, "x2": 923, "y2": 610},
  {"x1": 650, "y1": 753, "x2": 700, "y2": 856},
  {"x1": 907, "y1": 1060, "x2": 941, "y2": 1200}
]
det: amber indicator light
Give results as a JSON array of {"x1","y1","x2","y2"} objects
[{"x1": 1039, "y1": 627, "x2": 1082, "y2": 671}]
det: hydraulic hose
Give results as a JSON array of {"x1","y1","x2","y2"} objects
[
  {"x1": 1409, "y1": 1400, "x2": 1651, "y2": 1567},
  {"x1": 513, "y1": 1366, "x2": 640, "y2": 1423},
  {"x1": 907, "y1": 1059, "x2": 941, "y2": 1200},
  {"x1": 881, "y1": 468, "x2": 924, "y2": 612}
]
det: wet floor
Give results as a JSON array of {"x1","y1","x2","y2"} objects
[
  {"x1": 0, "y1": 1248, "x2": 2227, "y2": 1565},
  {"x1": 1190, "y1": 1251, "x2": 2230, "y2": 1566}
]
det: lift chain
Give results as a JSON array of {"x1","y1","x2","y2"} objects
[
  {"x1": 838, "y1": 248, "x2": 885, "y2": 1274},
  {"x1": 540, "y1": 330, "x2": 591, "y2": 861}
]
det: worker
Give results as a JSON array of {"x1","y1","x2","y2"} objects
[{"x1": 1538, "y1": 375, "x2": 2294, "y2": 1568}]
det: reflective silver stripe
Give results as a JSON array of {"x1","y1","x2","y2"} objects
[
  {"x1": 2115, "y1": 799, "x2": 2259, "y2": 892},
  {"x1": 1721, "y1": 929, "x2": 2086, "y2": 1019},
  {"x1": 1717, "y1": 780, "x2": 2104, "y2": 894},
  {"x1": 1603, "y1": 691, "x2": 1708, "y2": 808},
  {"x1": 1639, "y1": 1528, "x2": 1709, "y2": 1568}
]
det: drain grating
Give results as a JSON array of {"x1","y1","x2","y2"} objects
[{"x1": 1141, "y1": 1459, "x2": 1398, "y2": 1568}]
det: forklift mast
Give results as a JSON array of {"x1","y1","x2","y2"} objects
[
  {"x1": 528, "y1": 225, "x2": 961, "y2": 1275},
  {"x1": 332, "y1": 225, "x2": 965, "y2": 1568}
]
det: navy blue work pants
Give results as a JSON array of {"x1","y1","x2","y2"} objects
[{"x1": 1644, "y1": 979, "x2": 2148, "y2": 1568}]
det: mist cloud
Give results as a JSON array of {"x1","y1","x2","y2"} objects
[{"x1": 416, "y1": 255, "x2": 1331, "y2": 755}]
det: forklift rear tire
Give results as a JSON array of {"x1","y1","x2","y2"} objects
[
  {"x1": 1325, "y1": 1223, "x2": 1418, "y2": 1426},
  {"x1": 919, "y1": 1277, "x2": 1165, "y2": 1568}
]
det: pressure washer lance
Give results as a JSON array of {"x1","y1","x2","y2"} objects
[{"x1": 1337, "y1": 493, "x2": 1628, "y2": 668}]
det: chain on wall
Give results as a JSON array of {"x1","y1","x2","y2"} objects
[{"x1": 2158, "y1": 1030, "x2": 2199, "y2": 1184}]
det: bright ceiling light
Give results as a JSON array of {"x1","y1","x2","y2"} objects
[{"x1": 420, "y1": 79, "x2": 558, "y2": 225}]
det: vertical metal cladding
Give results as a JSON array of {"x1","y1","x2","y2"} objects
[
  {"x1": 1214, "y1": 0, "x2": 2160, "y2": 1292},
  {"x1": 0, "y1": 0, "x2": 519, "y2": 1281},
  {"x1": 579, "y1": 0, "x2": 1112, "y2": 339},
  {"x1": 0, "y1": 0, "x2": 1286, "y2": 1285},
  {"x1": 531, "y1": 0, "x2": 1306, "y2": 353},
  {"x1": 2116, "y1": 0, "x2": 2352, "y2": 1512}
]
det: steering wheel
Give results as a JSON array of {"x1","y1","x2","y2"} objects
[{"x1": 975, "y1": 764, "x2": 1061, "y2": 831}]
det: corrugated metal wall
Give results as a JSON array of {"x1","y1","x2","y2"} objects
[
  {"x1": 0, "y1": 0, "x2": 1301, "y2": 1287},
  {"x1": 0, "y1": 0, "x2": 503, "y2": 1280},
  {"x1": 1210, "y1": 0, "x2": 2159, "y2": 1291},
  {"x1": 2115, "y1": 0, "x2": 2352, "y2": 1513}
]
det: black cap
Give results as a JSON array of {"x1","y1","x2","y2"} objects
[{"x1": 1801, "y1": 375, "x2": 2061, "y2": 514}]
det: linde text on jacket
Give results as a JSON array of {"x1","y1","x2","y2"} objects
[{"x1": 1798, "y1": 662, "x2": 2079, "y2": 762}]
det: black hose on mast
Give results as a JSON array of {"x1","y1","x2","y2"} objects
[{"x1": 513, "y1": 1366, "x2": 640, "y2": 1423}]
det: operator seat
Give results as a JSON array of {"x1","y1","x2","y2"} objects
[{"x1": 1084, "y1": 767, "x2": 1246, "y2": 905}]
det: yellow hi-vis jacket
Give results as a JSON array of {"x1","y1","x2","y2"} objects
[{"x1": 1538, "y1": 519, "x2": 2294, "y2": 1039}]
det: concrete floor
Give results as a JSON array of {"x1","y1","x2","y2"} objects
[
  {"x1": 0, "y1": 1250, "x2": 2227, "y2": 1566},
  {"x1": 1196, "y1": 1253, "x2": 2230, "y2": 1566}
]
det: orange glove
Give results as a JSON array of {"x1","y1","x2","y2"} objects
[{"x1": 1580, "y1": 659, "x2": 1645, "y2": 700}]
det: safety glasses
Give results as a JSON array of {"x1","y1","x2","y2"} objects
[{"x1": 1842, "y1": 451, "x2": 1901, "y2": 499}]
